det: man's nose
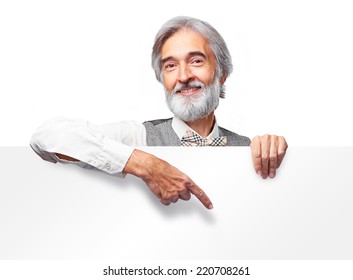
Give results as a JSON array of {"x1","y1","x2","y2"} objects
[{"x1": 177, "y1": 63, "x2": 193, "y2": 83}]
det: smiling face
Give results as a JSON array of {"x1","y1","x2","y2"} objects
[
  {"x1": 161, "y1": 28, "x2": 219, "y2": 95},
  {"x1": 160, "y1": 29, "x2": 223, "y2": 121}
]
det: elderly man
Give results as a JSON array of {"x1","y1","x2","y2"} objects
[{"x1": 30, "y1": 16, "x2": 287, "y2": 210}]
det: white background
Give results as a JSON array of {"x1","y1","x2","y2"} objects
[{"x1": 1, "y1": 0, "x2": 353, "y2": 146}]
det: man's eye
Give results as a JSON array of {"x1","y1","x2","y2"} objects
[
  {"x1": 165, "y1": 63, "x2": 176, "y2": 69},
  {"x1": 191, "y1": 58, "x2": 204, "y2": 65}
]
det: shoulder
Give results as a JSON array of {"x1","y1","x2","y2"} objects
[
  {"x1": 143, "y1": 118, "x2": 173, "y2": 127},
  {"x1": 219, "y1": 126, "x2": 251, "y2": 146}
]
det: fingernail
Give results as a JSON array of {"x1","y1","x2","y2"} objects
[
  {"x1": 269, "y1": 172, "x2": 275, "y2": 178},
  {"x1": 209, "y1": 204, "x2": 213, "y2": 210},
  {"x1": 257, "y1": 170, "x2": 262, "y2": 176}
]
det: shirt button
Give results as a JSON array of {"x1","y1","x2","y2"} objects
[{"x1": 105, "y1": 163, "x2": 111, "y2": 171}]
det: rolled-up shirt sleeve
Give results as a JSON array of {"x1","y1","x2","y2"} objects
[{"x1": 30, "y1": 117, "x2": 146, "y2": 177}]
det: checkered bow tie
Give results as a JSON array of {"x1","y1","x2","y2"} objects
[{"x1": 181, "y1": 130, "x2": 227, "y2": 146}]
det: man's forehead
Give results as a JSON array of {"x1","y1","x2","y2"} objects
[{"x1": 161, "y1": 28, "x2": 212, "y2": 59}]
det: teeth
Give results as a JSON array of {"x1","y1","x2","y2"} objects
[{"x1": 180, "y1": 87, "x2": 198, "y2": 93}]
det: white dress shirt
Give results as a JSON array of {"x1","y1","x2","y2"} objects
[{"x1": 30, "y1": 116, "x2": 221, "y2": 177}]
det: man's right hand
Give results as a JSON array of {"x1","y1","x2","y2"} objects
[{"x1": 123, "y1": 149, "x2": 213, "y2": 209}]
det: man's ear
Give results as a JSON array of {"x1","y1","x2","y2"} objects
[{"x1": 220, "y1": 75, "x2": 227, "y2": 85}]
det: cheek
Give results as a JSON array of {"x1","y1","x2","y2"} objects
[
  {"x1": 163, "y1": 73, "x2": 176, "y2": 92},
  {"x1": 193, "y1": 68, "x2": 215, "y2": 86}
]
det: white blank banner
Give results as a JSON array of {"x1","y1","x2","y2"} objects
[{"x1": 0, "y1": 147, "x2": 352, "y2": 260}]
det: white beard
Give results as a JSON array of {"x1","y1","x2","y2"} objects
[{"x1": 164, "y1": 79, "x2": 221, "y2": 122}]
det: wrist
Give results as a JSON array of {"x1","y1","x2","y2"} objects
[{"x1": 123, "y1": 149, "x2": 154, "y2": 179}]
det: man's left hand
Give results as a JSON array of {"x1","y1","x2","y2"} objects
[{"x1": 250, "y1": 135, "x2": 288, "y2": 179}]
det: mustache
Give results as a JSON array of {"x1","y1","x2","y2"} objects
[{"x1": 171, "y1": 81, "x2": 205, "y2": 95}]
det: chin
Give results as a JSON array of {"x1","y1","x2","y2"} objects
[{"x1": 164, "y1": 79, "x2": 221, "y2": 122}]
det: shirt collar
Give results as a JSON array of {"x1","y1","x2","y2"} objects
[{"x1": 172, "y1": 116, "x2": 220, "y2": 140}]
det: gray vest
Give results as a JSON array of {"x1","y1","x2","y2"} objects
[{"x1": 143, "y1": 118, "x2": 251, "y2": 146}]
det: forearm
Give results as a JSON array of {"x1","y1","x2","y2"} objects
[
  {"x1": 55, "y1": 153, "x2": 79, "y2": 162},
  {"x1": 30, "y1": 117, "x2": 135, "y2": 175}
]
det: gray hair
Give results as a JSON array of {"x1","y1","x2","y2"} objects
[{"x1": 151, "y1": 16, "x2": 233, "y2": 98}]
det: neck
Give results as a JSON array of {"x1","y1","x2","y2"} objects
[{"x1": 185, "y1": 112, "x2": 215, "y2": 138}]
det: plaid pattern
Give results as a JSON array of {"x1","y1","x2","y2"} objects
[{"x1": 181, "y1": 130, "x2": 227, "y2": 146}]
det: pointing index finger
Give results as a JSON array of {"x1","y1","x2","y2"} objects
[{"x1": 187, "y1": 183, "x2": 213, "y2": 210}]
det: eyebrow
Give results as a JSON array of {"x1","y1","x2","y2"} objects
[{"x1": 161, "y1": 51, "x2": 207, "y2": 65}]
